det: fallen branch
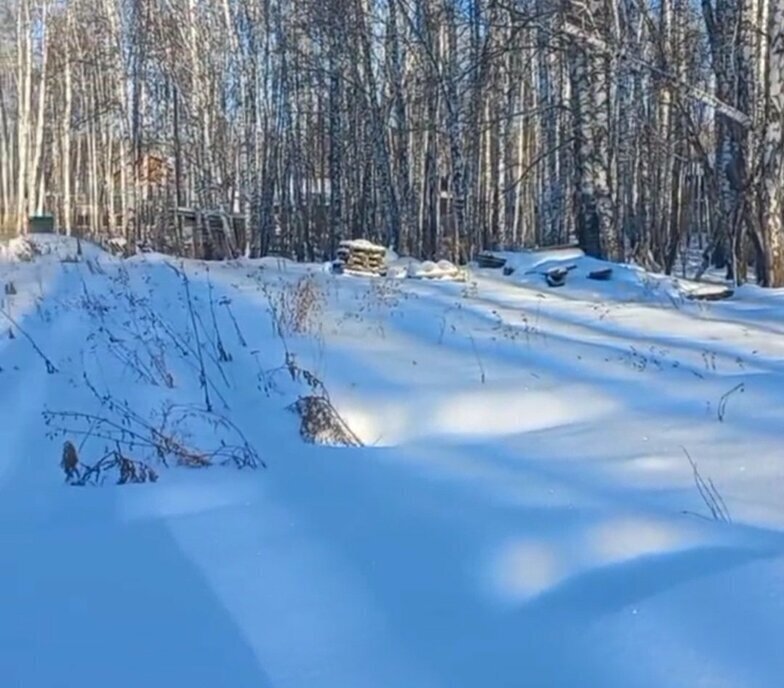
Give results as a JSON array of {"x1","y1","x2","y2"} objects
[
  {"x1": 0, "y1": 305, "x2": 58, "y2": 373},
  {"x1": 206, "y1": 269, "x2": 232, "y2": 362},
  {"x1": 166, "y1": 262, "x2": 212, "y2": 411},
  {"x1": 718, "y1": 383, "x2": 745, "y2": 422},
  {"x1": 220, "y1": 297, "x2": 248, "y2": 347},
  {"x1": 469, "y1": 333, "x2": 486, "y2": 384}
]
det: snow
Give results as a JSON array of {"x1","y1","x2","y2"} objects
[
  {"x1": 339, "y1": 238, "x2": 386, "y2": 252},
  {"x1": 2, "y1": 236, "x2": 784, "y2": 687},
  {"x1": 482, "y1": 246, "x2": 737, "y2": 305},
  {"x1": 385, "y1": 256, "x2": 463, "y2": 281}
]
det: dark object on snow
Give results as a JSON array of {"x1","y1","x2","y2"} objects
[
  {"x1": 290, "y1": 396, "x2": 363, "y2": 447},
  {"x1": 544, "y1": 264, "x2": 577, "y2": 288},
  {"x1": 503, "y1": 266, "x2": 516, "y2": 276},
  {"x1": 64, "y1": 447, "x2": 159, "y2": 486},
  {"x1": 4, "y1": 281, "x2": 16, "y2": 295},
  {"x1": 28, "y1": 214, "x2": 54, "y2": 234},
  {"x1": 685, "y1": 287, "x2": 734, "y2": 301},
  {"x1": 588, "y1": 267, "x2": 613, "y2": 281},
  {"x1": 331, "y1": 260, "x2": 345, "y2": 275},
  {"x1": 61, "y1": 441, "x2": 79, "y2": 483},
  {"x1": 546, "y1": 270, "x2": 568, "y2": 287},
  {"x1": 477, "y1": 252, "x2": 507, "y2": 269}
]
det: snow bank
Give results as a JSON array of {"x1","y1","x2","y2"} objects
[
  {"x1": 3, "y1": 237, "x2": 784, "y2": 687},
  {"x1": 0, "y1": 234, "x2": 106, "y2": 264},
  {"x1": 385, "y1": 256, "x2": 465, "y2": 281},
  {"x1": 0, "y1": 236, "x2": 38, "y2": 262},
  {"x1": 479, "y1": 247, "x2": 734, "y2": 304}
]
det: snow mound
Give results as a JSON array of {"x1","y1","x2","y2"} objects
[
  {"x1": 0, "y1": 237, "x2": 38, "y2": 262},
  {"x1": 489, "y1": 247, "x2": 586, "y2": 275},
  {"x1": 386, "y1": 257, "x2": 464, "y2": 281},
  {"x1": 385, "y1": 262, "x2": 409, "y2": 279},
  {"x1": 1, "y1": 234, "x2": 106, "y2": 264},
  {"x1": 482, "y1": 248, "x2": 733, "y2": 304}
]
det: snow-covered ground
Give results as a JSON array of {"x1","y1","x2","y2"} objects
[{"x1": 2, "y1": 236, "x2": 784, "y2": 687}]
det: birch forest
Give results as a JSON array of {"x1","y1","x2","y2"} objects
[{"x1": 1, "y1": 0, "x2": 784, "y2": 284}]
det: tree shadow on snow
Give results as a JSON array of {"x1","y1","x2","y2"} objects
[{"x1": 0, "y1": 509, "x2": 273, "y2": 688}]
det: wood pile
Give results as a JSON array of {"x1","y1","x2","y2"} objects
[{"x1": 334, "y1": 240, "x2": 387, "y2": 276}]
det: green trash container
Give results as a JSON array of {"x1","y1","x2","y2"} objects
[{"x1": 28, "y1": 215, "x2": 55, "y2": 234}]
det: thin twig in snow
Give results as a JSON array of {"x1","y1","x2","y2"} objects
[
  {"x1": 0, "y1": 306, "x2": 58, "y2": 373},
  {"x1": 717, "y1": 383, "x2": 745, "y2": 422}
]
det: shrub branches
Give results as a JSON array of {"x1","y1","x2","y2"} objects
[{"x1": 46, "y1": 374, "x2": 263, "y2": 484}]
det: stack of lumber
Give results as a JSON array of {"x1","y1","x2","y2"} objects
[{"x1": 334, "y1": 239, "x2": 387, "y2": 276}]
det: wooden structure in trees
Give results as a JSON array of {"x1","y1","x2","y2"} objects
[{"x1": 175, "y1": 208, "x2": 245, "y2": 260}]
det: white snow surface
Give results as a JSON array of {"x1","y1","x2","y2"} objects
[
  {"x1": 386, "y1": 257, "x2": 463, "y2": 281},
  {"x1": 339, "y1": 238, "x2": 386, "y2": 252},
  {"x1": 2, "y1": 237, "x2": 784, "y2": 687}
]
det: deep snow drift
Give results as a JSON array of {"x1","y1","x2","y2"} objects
[{"x1": 2, "y1": 236, "x2": 784, "y2": 688}]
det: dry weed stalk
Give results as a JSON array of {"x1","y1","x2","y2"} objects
[
  {"x1": 61, "y1": 440, "x2": 159, "y2": 486},
  {"x1": 263, "y1": 273, "x2": 326, "y2": 339},
  {"x1": 681, "y1": 447, "x2": 731, "y2": 523}
]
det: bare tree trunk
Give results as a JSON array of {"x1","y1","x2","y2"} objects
[
  {"x1": 16, "y1": 0, "x2": 31, "y2": 234},
  {"x1": 566, "y1": 0, "x2": 620, "y2": 260},
  {"x1": 62, "y1": 8, "x2": 73, "y2": 235},
  {"x1": 756, "y1": 0, "x2": 784, "y2": 285}
]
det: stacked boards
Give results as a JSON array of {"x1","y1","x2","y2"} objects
[{"x1": 334, "y1": 240, "x2": 387, "y2": 276}]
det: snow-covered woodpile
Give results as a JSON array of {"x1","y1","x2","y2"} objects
[{"x1": 334, "y1": 240, "x2": 387, "y2": 276}]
